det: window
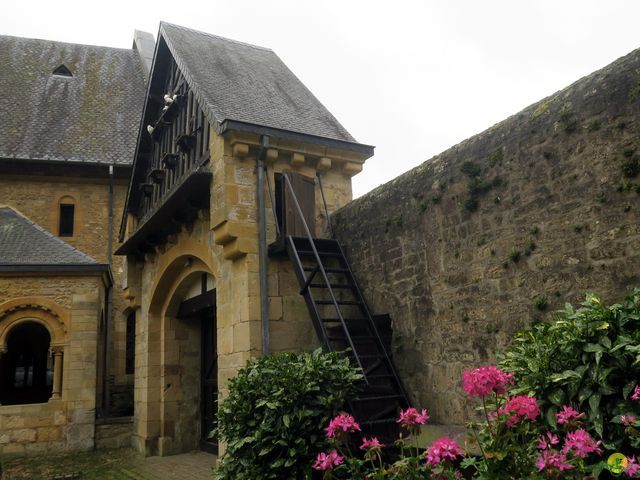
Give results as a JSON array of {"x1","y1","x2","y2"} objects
[
  {"x1": 125, "y1": 313, "x2": 136, "y2": 375},
  {"x1": 52, "y1": 64, "x2": 73, "y2": 77},
  {"x1": 58, "y1": 204, "x2": 75, "y2": 237},
  {"x1": 0, "y1": 322, "x2": 53, "y2": 405}
]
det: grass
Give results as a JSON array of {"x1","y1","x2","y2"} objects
[{"x1": 1, "y1": 448, "x2": 141, "y2": 480}]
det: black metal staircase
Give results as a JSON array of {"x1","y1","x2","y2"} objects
[{"x1": 276, "y1": 173, "x2": 410, "y2": 439}]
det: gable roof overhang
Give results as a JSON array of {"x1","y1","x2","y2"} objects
[{"x1": 119, "y1": 22, "x2": 374, "y2": 243}]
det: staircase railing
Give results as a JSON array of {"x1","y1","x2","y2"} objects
[{"x1": 281, "y1": 173, "x2": 365, "y2": 374}]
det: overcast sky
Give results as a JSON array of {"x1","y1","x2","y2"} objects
[{"x1": 3, "y1": 1, "x2": 640, "y2": 197}]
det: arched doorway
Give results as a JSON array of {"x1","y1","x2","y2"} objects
[
  {"x1": 0, "y1": 321, "x2": 53, "y2": 405},
  {"x1": 152, "y1": 266, "x2": 217, "y2": 455}
]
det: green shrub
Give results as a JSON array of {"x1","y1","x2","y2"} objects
[
  {"x1": 500, "y1": 289, "x2": 640, "y2": 453},
  {"x1": 214, "y1": 349, "x2": 362, "y2": 480}
]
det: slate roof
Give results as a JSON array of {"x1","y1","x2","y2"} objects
[
  {"x1": 159, "y1": 22, "x2": 359, "y2": 144},
  {"x1": 0, "y1": 35, "x2": 147, "y2": 165},
  {"x1": 0, "y1": 207, "x2": 99, "y2": 266}
]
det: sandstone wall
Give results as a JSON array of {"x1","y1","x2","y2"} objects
[
  {"x1": 0, "y1": 174, "x2": 133, "y2": 398},
  {"x1": 333, "y1": 48, "x2": 640, "y2": 425},
  {"x1": 0, "y1": 274, "x2": 104, "y2": 454}
]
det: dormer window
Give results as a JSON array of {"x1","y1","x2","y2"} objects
[{"x1": 52, "y1": 64, "x2": 73, "y2": 77}]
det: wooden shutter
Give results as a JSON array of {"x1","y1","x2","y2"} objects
[{"x1": 283, "y1": 172, "x2": 316, "y2": 237}]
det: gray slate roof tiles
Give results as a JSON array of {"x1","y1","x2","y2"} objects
[
  {"x1": 159, "y1": 22, "x2": 357, "y2": 143},
  {"x1": 0, "y1": 35, "x2": 147, "y2": 165},
  {"x1": 0, "y1": 207, "x2": 98, "y2": 265}
]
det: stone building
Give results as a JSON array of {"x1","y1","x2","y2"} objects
[
  {"x1": 116, "y1": 22, "x2": 376, "y2": 456},
  {"x1": 0, "y1": 32, "x2": 150, "y2": 453},
  {"x1": 2, "y1": 21, "x2": 639, "y2": 459}
]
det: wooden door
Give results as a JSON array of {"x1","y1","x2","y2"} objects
[{"x1": 277, "y1": 172, "x2": 316, "y2": 237}]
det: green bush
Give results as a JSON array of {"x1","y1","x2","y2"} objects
[
  {"x1": 214, "y1": 349, "x2": 362, "y2": 480},
  {"x1": 500, "y1": 289, "x2": 640, "y2": 453}
]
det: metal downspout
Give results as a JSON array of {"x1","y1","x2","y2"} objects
[
  {"x1": 104, "y1": 164, "x2": 115, "y2": 416},
  {"x1": 256, "y1": 135, "x2": 270, "y2": 355}
]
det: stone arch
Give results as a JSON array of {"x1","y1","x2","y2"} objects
[
  {"x1": 138, "y1": 240, "x2": 219, "y2": 456},
  {"x1": 148, "y1": 239, "x2": 220, "y2": 316},
  {"x1": 0, "y1": 298, "x2": 69, "y2": 353}
]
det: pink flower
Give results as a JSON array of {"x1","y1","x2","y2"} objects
[
  {"x1": 626, "y1": 456, "x2": 640, "y2": 478},
  {"x1": 537, "y1": 432, "x2": 560, "y2": 450},
  {"x1": 462, "y1": 366, "x2": 513, "y2": 398},
  {"x1": 313, "y1": 450, "x2": 344, "y2": 470},
  {"x1": 325, "y1": 413, "x2": 361, "y2": 438},
  {"x1": 536, "y1": 450, "x2": 574, "y2": 473},
  {"x1": 632, "y1": 385, "x2": 640, "y2": 401},
  {"x1": 499, "y1": 395, "x2": 540, "y2": 427},
  {"x1": 556, "y1": 405, "x2": 584, "y2": 425},
  {"x1": 360, "y1": 437, "x2": 384, "y2": 450},
  {"x1": 562, "y1": 428, "x2": 601, "y2": 458},
  {"x1": 622, "y1": 415, "x2": 637, "y2": 427},
  {"x1": 397, "y1": 407, "x2": 429, "y2": 427},
  {"x1": 425, "y1": 437, "x2": 464, "y2": 466}
]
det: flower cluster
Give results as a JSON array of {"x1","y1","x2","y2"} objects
[
  {"x1": 498, "y1": 395, "x2": 540, "y2": 427},
  {"x1": 535, "y1": 449, "x2": 574, "y2": 473},
  {"x1": 632, "y1": 385, "x2": 640, "y2": 402},
  {"x1": 626, "y1": 456, "x2": 640, "y2": 478},
  {"x1": 396, "y1": 407, "x2": 429, "y2": 427},
  {"x1": 462, "y1": 365, "x2": 513, "y2": 398},
  {"x1": 314, "y1": 407, "x2": 466, "y2": 478},
  {"x1": 360, "y1": 437, "x2": 383, "y2": 450},
  {"x1": 425, "y1": 437, "x2": 464, "y2": 467},
  {"x1": 622, "y1": 414, "x2": 637, "y2": 427},
  {"x1": 562, "y1": 428, "x2": 601, "y2": 458},
  {"x1": 313, "y1": 450, "x2": 344, "y2": 470},
  {"x1": 556, "y1": 405, "x2": 584, "y2": 425},
  {"x1": 325, "y1": 412, "x2": 360, "y2": 438}
]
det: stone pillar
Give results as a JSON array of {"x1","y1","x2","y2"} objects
[
  {"x1": 51, "y1": 347, "x2": 64, "y2": 400},
  {"x1": 0, "y1": 346, "x2": 4, "y2": 406}
]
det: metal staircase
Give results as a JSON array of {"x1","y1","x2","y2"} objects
[{"x1": 277, "y1": 173, "x2": 410, "y2": 439}]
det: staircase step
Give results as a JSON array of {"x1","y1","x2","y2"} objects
[
  {"x1": 321, "y1": 317, "x2": 367, "y2": 322},
  {"x1": 360, "y1": 417, "x2": 398, "y2": 427},
  {"x1": 367, "y1": 403, "x2": 399, "y2": 421},
  {"x1": 315, "y1": 300, "x2": 362, "y2": 306},
  {"x1": 303, "y1": 266, "x2": 349, "y2": 274},
  {"x1": 297, "y1": 250, "x2": 342, "y2": 257},
  {"x1": 327, "y1": 335, "x2": 376, "y2": 342},
  {"x1": 353, "y1": 394, "x2": 403, "y2": 403},
  {"x1": 366, "y1": 373, "x2": 394, "y2": 380},
  {"x1": 310, "y1": 283, "x2": 355, "y2": 289}
]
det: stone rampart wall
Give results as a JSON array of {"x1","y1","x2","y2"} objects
[{"x1": 333, "y1": 48, "x2": 640, "y2": 425}]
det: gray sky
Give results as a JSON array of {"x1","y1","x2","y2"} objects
[{"x1": 3, "y1": 1, "x2": 640, "y2": 197}]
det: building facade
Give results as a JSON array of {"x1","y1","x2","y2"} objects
[{"x1": 0, "y1": 32, "x2": 150, "y2": 453}]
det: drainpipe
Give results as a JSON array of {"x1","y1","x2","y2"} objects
[
  {"x1": 103, "y1": 164, "x2": 115, "y2": 416},
  {"x1": 256, "y1": 135, "x2": 270, "y2": 355}
]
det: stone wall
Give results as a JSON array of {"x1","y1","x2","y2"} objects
[
  {"x1": 125, "y1": 128, "x2": 366, "y2": 456},
  {"x1": 0, "y1": 274, "x2": 105, "y2": 454},
  {"x1": 0, "y1": 173, "x2": 133, "y2": 398},
  {"x1": 333, "y1": 48, "x2": 640, "y2": 425}
]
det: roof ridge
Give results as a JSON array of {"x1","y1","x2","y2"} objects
[
  {"x1": 0, "y1": 206, "x2": 99, "y2": 264},
  {"x1": 159, "y1": 21, "x2": 273, "y2": 52},
  {"x1": 0, "y1": 33, "x2": 134, "y2": 52}
]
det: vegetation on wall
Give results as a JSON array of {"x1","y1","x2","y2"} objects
[
  {"x1": 500, "y1": 289, "x2": 640, "y2": 454},
  {"x1": 214, "y1": 350, "x2": 362, "y2": 480}
]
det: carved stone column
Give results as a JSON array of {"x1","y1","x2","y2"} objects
[{"x1": 51, "y1": 347, "x2": 64, "y2": 400}]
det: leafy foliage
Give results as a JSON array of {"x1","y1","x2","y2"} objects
[
  {"x1": 500, "y1": 289, "x2": 640, "y2": 453},
  {"x1": 214, "y1": 349, "x2": 362, "y2": 480}
]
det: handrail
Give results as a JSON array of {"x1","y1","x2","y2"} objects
[
  {"x1": 282, "y1": 173, "x2": 365, "y2": 375},
  {"x1": 317, "y1": 173, "x2": 333, "y2": 238}
]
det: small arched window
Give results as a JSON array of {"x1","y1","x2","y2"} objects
[
  {"x1": 0, "y1": 322, "x2": 53, "y2": 405},
  {"x1": 57, "y1": 196, "x2": 76, "y2": 237},
  {"x1": 52, "y1": 64, "x2": 73, "y2": 77}
]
